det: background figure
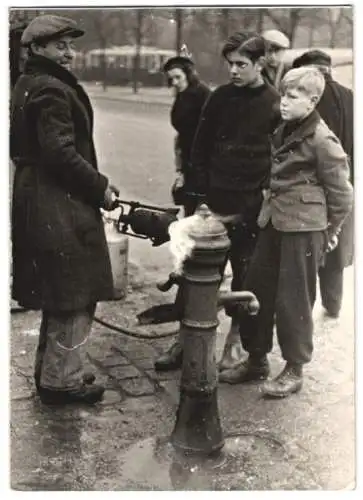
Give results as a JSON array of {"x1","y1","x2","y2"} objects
[
  {"x1": 11, "y1": 14, "x2": 120, "y2": 405},
  {"x1": 292, "y1": 50, "x2": 354, "y2": 318},
  {"x1": 163, "y1": 47, "x2": 211, "y2": 217},
  {"x1": 9, "y1": 21, "x2": 29, "y2": 313},
  {"x1": 10, "y1": 21, "x2": 28, "y2": 89},
  {"x1": 261, "y1": 29, "x2": 290, "y2": 90}
]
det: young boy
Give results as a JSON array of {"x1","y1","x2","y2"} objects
[{"x1": 219, "y1": 67, "x2": 353, "y2": 398}]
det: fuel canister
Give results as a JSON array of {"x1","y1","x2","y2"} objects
[{"x1": 104, "y1": 219, "x2": 129, "y2": 300}]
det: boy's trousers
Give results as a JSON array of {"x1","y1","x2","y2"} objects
[
  {"x1": 239, "y1": 223, "x2": 325, "y2": 364},
  {"x1": 35, "y1": 303, "x2": 96, "y2": 391},
  {"x1": 318, "y1": 262, "x2": 344, "y2": 316}
]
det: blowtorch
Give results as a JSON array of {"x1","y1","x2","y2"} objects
[{"x1": 114, "y1": 198, "x2": 180, "y2": 247}]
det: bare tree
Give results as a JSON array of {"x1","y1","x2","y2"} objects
[
  {"x1": 264, "y1": 8, "x2": 303, "y2": 45},
  {"x1": 256, "y1": 9, "x2": 265, "y2": 33},
  {"x1": 327, "y1": 7, "x2": 343, "y2": 48},
  {"x1": 133, "y1": 9, "x2": 144, "y2": 94},
  {"x1": 175, "y1": 9, "x2": 183, "y2": 54}
]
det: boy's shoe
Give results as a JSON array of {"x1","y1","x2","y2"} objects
[
  {"x1": 154, "y1": 341, "x2": 183, "y2": 371},
  {"x1": 218, "y1": 356, "x2": 270, "y2": 384},
  {"x1": 262, "y1": 363, "x2": 303, "y2": 398},
  {"x1": 38, "y1": 384, "x2": 105, "y2": 405}
]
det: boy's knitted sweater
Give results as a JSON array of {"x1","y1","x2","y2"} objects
[{"x1": 191, "y1": 82, "x2": 280, "y2": 200}]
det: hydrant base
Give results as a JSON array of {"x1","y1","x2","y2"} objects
[{"x1": 171, "y1": 387, "x2": 224, "y2": 455}]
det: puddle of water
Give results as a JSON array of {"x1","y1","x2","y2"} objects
[{"x1": 117, "y1": 433, "x2": 301, "y2": 490}]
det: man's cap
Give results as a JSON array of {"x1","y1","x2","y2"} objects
[
  {"x1": 21, "y1": 14, "x2": 84, "y2": 46},
  {"x1": 262, "y1": 29, "x2": 290, "y2": 49},
  {"x1": 292, "y1": 49, "x2": 332, "y2": 68}
]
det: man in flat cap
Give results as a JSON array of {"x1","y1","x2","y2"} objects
[
  {"x1": 10, "y1": 14, "x2": 120, "y2": 405},
  {"x1": 292, "y1": 49, "x2": 354, "y2": 319},
  {"x1": 261, "y1": 29, "x2": 290, "y2": 89}
]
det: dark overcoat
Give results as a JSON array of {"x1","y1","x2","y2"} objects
[
  {"x1": 171, "y1": 81, "x2": 210, "y2": 190},
  {"x1": 10, "y1": 55, "x2": 114, "y2": 311},
  {"x1": 316, "y1": 74, "x2": 354, "y2": 268}
]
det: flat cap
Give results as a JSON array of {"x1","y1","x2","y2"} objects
[
  {"x1": 262, "y1": 29, "x2": 290, "y2": 49},
  {"x1": 292, "y1": 49, "x2": 332, "y2": 68},
  {"x1": 21, "y1": 14, "x2": 84, "y2": 46}
]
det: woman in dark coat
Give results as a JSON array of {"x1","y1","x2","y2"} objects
[
  {"x1": 10, "y1": 14, "x2": 119, "y2": 405},
  {"x1": 163, "y1": 49, "x2": 211, "y2": 217},
  {"x1": 154, "y1": 50, "x2": 210, "y2": 372},
  {"x1": 292, "y1": 50, "x2": 354, "y2": 318}
]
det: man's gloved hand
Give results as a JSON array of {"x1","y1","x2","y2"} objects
[
  {"x1": 174, "y1": 172, "x2": 185, "y2": 188},
  {"x1": 103, "y1": 183, "x2": 120, "y2": 211},
  {"x1": 326, "y1": 234, "x2": 339, "y2": 253}
]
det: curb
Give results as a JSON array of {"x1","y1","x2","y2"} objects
[{"x1": 84, "y1": 87, "x2": 173, "y2": 108}]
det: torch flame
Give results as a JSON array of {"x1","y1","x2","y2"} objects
[{"x1": 168, "y1": 214, "x2": 200, "y2": 275}]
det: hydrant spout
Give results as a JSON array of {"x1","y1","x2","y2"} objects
[{"x1": 218, "y1": 291, "x2": 260, "y2": 316}]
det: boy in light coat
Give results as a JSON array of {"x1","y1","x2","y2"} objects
[{"x1": 220, "y1": 67, "x2": 353, "y2": 397}]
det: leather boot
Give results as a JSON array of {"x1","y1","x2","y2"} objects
[
  {"x1": 38, "y1": 383, "x2": 105, "y2": 405},
  {"x1": 262, "y1": 363, "x2": 303, "y2": 398},
  {"x1": 219, "y1": 355, "x2": 270, "y2": 384},
  {"x1": 154, "y1": 341, "x2": 183, "y2": 371},
  {"x1": 35, "y1": 371, "x2": 96, "y2": 392}
]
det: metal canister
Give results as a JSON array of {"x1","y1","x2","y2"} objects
[{"x1": 104, "y1": 219, "x2": 129, "y2": 300}]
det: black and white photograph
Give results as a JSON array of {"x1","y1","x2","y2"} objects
[{"x1": 6, "y1": 1, "x2": 358, "y2": 492}]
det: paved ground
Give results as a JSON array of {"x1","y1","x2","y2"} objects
[
  {"x1": 9, "y1": 83, "x2": 356, "y2": 491},
  {"x1": 10, "y1": 264, "x2": 355, "y2": 490}
]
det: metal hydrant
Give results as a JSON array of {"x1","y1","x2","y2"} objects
[{"x1": 171, "y1": 204, "x2": 259, "y2": 457}]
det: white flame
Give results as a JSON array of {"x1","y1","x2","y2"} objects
[{"x1": 168, "y1": 214, "x2": 200, "y2": 275}]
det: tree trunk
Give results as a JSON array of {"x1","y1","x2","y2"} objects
[
  {"x1": 100, "y1": 42, "x2": 107, "y2": 91},
  {"x1": 175, "y1": 9, "x2": 183, "y2": 54},
  {"x1": 289, "y1": 10, "x2": 302, "y2": 47},
  {"x1": 221, "y1": 8, "x2": 230, "y2": 39},
  {"x1": 256, "y1": 9, "x2": 265, "y2": 32},
  {"x1": 133, "y1": 9, "x2": 143, "y2": 94},
  {"x1": 308, "y1": 19, "x2": 315, "y2": 46}
]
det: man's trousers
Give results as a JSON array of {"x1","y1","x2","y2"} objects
[
  {"x1": 238, "y1": 224, "x2": 325, "y2": 365},
  {"x1": 35, "y1": 303, "x2": 96, "y2": 391}
]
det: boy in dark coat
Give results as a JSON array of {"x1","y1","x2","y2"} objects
[
  {"x1": 191, "y1": 31, "x2": 281, "y2": 371},
  {"x1": 292, "y1": 50, "x2": 354, "y2": 318},
  {"x1": 220, "y1": 67, "x2": 353, "y2": 397},
  {"x1": 10, "y1": 15, "x2": 120, "y2": 405}
]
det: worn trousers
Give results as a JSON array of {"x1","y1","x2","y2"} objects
[
  {"x1": 239, "y1": 224, "x2": 325, "y2": 364},
  {"x1": 222, "y1": 219, "x2": 259, "y2": 318},
  {"x1": 318, "y1": 262, "x2": 344, "y2": 316},
  {"x1": 35, "y1": 303, "x2": 96, "y2": 391}
]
